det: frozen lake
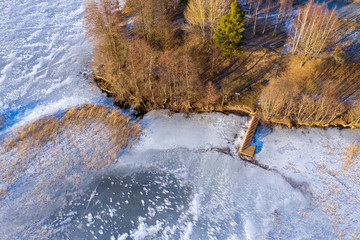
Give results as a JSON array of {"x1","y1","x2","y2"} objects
[
  {"x1": 0, "y1": 0, "x2": 359, "y2": 239},
  {"x1": 0, "y1": 0, "x2": 111, "y2": 132}
]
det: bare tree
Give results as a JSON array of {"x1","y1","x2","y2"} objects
[
  {"x1": 208, "y1": 0, "x2": 231, "y2": 34},
  {"x1": 185, "y1": 0, "x2": 230, "y2": 39},
  {"x1": 203, "y1": 81, "x2": 219, "y2": 110},
  {"x1": 158, "y1": 51, "x2": 200, "y2": 110},
  {"x1": 125, "y1": 39, "x2": 156, "y2": 106},
  {"x1": 84, "y1": 0, "x2": 128, "y2": 99},
  {"x1": 252, "y1": 0, "x2": 262, "y2": 35},
  {"x1": 273, "y1": 0, "x2": 293, "y2": 36},
  {"x1": 185, "y1": 0, "x2": 207, "y2": 38},
  {"x1": 84, "y1": 0, "x2": 122, "y2": 55},
  {"x1": 287, "y1": 0, "x2": 339, "y2": 66},
  {"x1": 262, "y1": 0, "x2": 272, "y2": 34},
  {"x1": 125, "y1": 0, "x2": 179, "y2": 48}
]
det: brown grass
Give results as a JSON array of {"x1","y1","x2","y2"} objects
[
  {"x1": 259, "y1": 55, "x2": 360, "y2": 127},
  {"x1": 214, "y1": 48, "x2": 280, "y2": 110},
  {"x1": 0, "y1": 104, "x2": 141, "y2": 190},
  {"x1": 313, "y1": 139, "x2": 360, "y2": 238},
  {"x1": 0, "y1": 104, "x2": 142, "y2": 238},
  {"x1": 0, "y1": 185, "x2": 6, "y2": 199},
  {"x1": 342, "y1": 142, "x2": 360, "y2": 170}
]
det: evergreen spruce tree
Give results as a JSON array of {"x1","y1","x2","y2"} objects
[{"x1": 213, "y1": 0, "x2": 245, "y2": 55}]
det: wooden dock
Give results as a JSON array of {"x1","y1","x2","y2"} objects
[{"x1": 239, "y1": 112, "x2": 261, "y2": 157}]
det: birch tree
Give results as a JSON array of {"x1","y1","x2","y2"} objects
[
  {"x1": 185, "y1": 0, "x2": 207, "y2": 38},
  {"x1": 208, "y1": 0, "x2": 231, "y2": 34},
  {"x1": 252, "y1": 0, "x2": 262, "y2": 35},
  {"x1": 287, "y1": 0, "x2": 339, "y2": 66},
  {"x1": 185, "y1": 0, "x2": 230, "y2": 39},
  {"x1": 273, "y1": 0, "x2": 293, "y2": 36},
  {"x1": 262, "y1": 0, "x2": 272, "y2": 34}
]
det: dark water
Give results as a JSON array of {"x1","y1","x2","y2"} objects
[{"x1": 47, "y1": 170, "x2": 193, "y2": 239}]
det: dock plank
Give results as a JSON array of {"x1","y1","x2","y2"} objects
[{"x1": 239, "y1": 112, "x2": 260, "y2": 157}]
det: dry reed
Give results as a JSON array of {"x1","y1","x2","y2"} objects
[
  {"x1": 342, "y1": 142, "x2": 360, "y2": 170},
  {"x1": 0, "y1": 104, "x2": 142, "y2": 238},
  {"x1": 0, "y1": 104, "x2": 141, "y2": 195}
]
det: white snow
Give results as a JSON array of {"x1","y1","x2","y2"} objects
[
  {"x1": 0, "y1": 0, "x2": 111, "y2": 133},
  {"x1": 0, "y1": 0, "x2": 359, "y2": 239},
  {"x1": 117, "y1": 233, "x2": 129, "y2": 240},
  {"x1": 138, "y1": 110, "x2": 249, "y2": 152},
  {"x1": 255, "y1": 126, "x2": 360, "y2": 238},
  {"x1": 111, "y1": 111, "x2": 358, "y2": 239},
  {"x1": 128, "y1": 217, "x2": 164, "y2": 240}
]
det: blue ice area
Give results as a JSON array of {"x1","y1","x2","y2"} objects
[{"x1": 251, "y1": 124, "x2": 273, "y2": 154}]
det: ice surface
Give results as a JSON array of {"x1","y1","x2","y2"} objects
[
  {"x1": 0, "y1": 0, "x2": 360, "y2": 239},
  {"x1": 0, "y1": 0, "x2": 111, "y2": 133},
  {"x1": 29, "y1": 111, "x2": 311, "y2": 240},
  {"x1": 37, "y1": 111, "x2": 358, "y2": 239},
  {"x1": 255, "y1": 126, "x2": 360, "y2": 238}
]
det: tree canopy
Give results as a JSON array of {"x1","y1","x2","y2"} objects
[{"x1": 212, "y1": 0, "x2": 245, "y2": 55}]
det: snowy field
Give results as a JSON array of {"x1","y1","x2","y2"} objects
[{"x1": 0, "y1": 0, "x2": 360, "y2": 239}]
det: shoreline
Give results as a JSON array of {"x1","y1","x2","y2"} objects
[{"x1": 94, "y1": 75, "x2": 360, "y2": 130}]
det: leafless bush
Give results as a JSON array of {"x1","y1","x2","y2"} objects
[
  {"x1": 258, "y1": 81, "x2": 291, "y2": 121},
  {"x1": 347, "y1": 101, "x2": 360, "y2": 127},
  {"x1": 259, "y1": 80, "x2": 346, "y2": 126}
]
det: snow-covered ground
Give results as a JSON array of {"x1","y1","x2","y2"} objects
[
  {"x1": 30, "y1": 111, "x2": 358, "y2": 240},
  {"x1": 0, "y1": 0, "x2": 360, "y2": 239},
  {"x1": 255, "y1": 125, "x2": 360, "y2": 239},
  {"x1": 0, "y1": 0, "x2": 110, "y2": 133}
]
